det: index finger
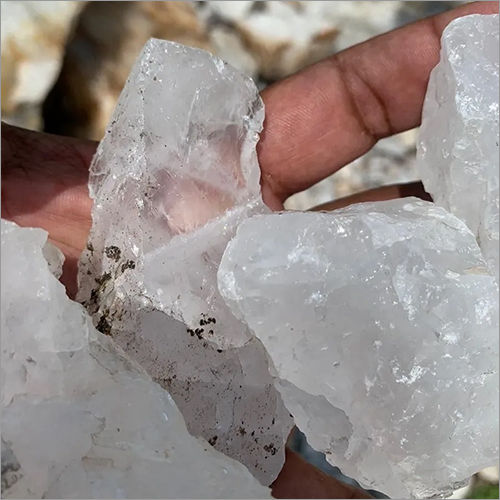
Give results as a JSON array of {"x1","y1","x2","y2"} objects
[{"x1": 258, "y1": 2, "x2": 499, "y2": 204}]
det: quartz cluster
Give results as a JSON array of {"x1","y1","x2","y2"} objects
[
  {"x1": 76, "y1": 38, "x2": 292, "y2": 485},
  {"x1": 417, "y1": 14, "x2": 499, "y2": 279},
  {"x1": 4, "y1": 13, "x2": 498, "y2": 500},
  {"x1": 218, "y1": 199, "x2": 499, "y2": 498},
  {"x1": 1, "y1": 220, "x2": 270, "y2": 499}
]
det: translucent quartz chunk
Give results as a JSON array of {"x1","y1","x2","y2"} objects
[
  {"x1": 218, "y1": 199, "x2": 499, "y2": 498},
  {"x1": 77, "y1": 39, "x2": 292, "y2": 484},
  {"x1": 417, "y1": 14, "x2": 499, "y2": 279}
]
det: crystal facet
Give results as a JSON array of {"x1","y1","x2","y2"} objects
[
  {"x1": 1, "y1": 220, "x2": 270, "y2": 499},
  {"x1": 417, "y1": 14, "x2": 500, "y2": 279},
  {"x1": 77, "y1": 38, "x2": 292, "y2": 484},
  {"x1": 218, "y1": 199, "x2": 499, "y2": 498}
]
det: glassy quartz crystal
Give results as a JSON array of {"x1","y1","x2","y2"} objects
[
  {"x1": 218, "y1": 199, "x2": 499, "y2": 498},
  {"x1": 77, "y1": 38, "x2": 292, "y2": 484},
  {"x1": 417, "y1": 14, "x2": 500, "y2": 279},
  {"x1": 1, "y1": 220, "x2": 270, "y2": 499}
]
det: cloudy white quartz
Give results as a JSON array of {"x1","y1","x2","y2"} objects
[
  {"x1": 1, "y1": 220, "x2": 270, "y2": 499},
  {"x1": 417, "y1": 14, "x2": 499, "y2": 279},
  {"x1": 218, "y1": 200, "x2": 499, "y2": 498}
]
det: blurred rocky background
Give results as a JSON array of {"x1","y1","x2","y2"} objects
[{"x1": 1, "y1": 2, "x2": 497, "y2": 497}]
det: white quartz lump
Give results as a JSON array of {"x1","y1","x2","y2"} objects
[
  {"x1": 417, "y1": 14, "x2": 499, "y2": 279},
  {"x1": 1, "y1": 220, "x2": 270, "y2": 499},
  {"x1": 218, "y1": 199, "x2": 499, "y2": 498},
  {"x1": 77, "y1": 38, "x2": 292, "y2": 484}
]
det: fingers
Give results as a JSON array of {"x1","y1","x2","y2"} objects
[
  {"x1": 1, "y1": 122, "x2": 97, "y2": 172},
  {"x1": 310, "y1": 181, "x2": 431, "y2": 212},
  {"x1": 272, "y1": 448, "x2": 372, "y2": 499},
  {"x1": 258, "y1": 2, "x2": 498, "y2": 203}
]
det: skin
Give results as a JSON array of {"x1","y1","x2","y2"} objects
[{"x1": 1, "y1": 3, "x2": 497, "y2": 497}]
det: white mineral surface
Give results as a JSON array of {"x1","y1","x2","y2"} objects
[
  {"x1": 218, "y1": 199, "x2": 499, "y2": 498},
  {"x1": 417, "y1": 14, "x2": 500, "y2": 279},
  {"x1": 1, "y1": 220, "x2": 270, "y2": 499},
  {"x1": 77, "y1": 38, "x2": 292, "y2": 484}
]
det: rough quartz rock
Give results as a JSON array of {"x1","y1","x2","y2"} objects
[
  {"x1": 77, "y1": 38, "x2": 292, "y2": 484},
  {"x1": 1, "y1": 220, "x2": 270, "y2": 499},
  {"x1": 218, "y1": 198, "x2": 499, "y2": 498},
  {"x1": 417, "y1": 14, "x2": 499, "y2": 279}
]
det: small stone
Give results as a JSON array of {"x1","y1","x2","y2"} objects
[
  {"x1": 218, "y1": 199, "x2": 499, "y2": 498},
  {"x1": 417, "y1": 14, "x2": 499, "y2": 279},
  {"x1": 77, "y1": 39, "x2": 292, "y2": 484},
  {"x1": 1, "y1": 220, "x2": 270, "y2": 499},
  {"x1": 234, "y1": 1, "x2": 339, "y2": 81}
]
